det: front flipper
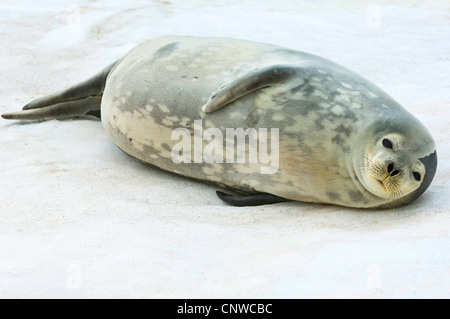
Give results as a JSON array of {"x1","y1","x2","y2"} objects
[
  {"x1": 216, "y1": 191, "x2": 291, "y2": 207},
  {"x1": 202, "y1": 64, "x2": 298, "y2": 113}
]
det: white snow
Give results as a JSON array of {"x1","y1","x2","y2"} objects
[{"x1": 1, "y1": 0, "x2": 450, "y2": 298}]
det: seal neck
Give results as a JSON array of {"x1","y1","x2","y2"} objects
[{"x1": 348, "y1": 124, "x2": 387, "y2": 207}]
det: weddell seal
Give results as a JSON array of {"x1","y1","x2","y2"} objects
[{"x1": 2, "y1": 36, "x2": 437, "y2": 208}]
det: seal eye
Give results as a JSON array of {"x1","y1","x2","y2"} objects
[
  {"x1": 413, "y1": 172, "x2": 421, "y2": 181},
  {"x1": 382, "y1": 138, "x2": 393, "y2": 149}
]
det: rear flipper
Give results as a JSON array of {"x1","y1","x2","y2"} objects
[
  {"x1": 2, "y1": 96, "x2": 102, "y2": 120},
  {"x1": 1, "y1": 61, "x2": 117, "y2": 121},
  {"x1": 216, "y1": 191, "x2": 291, "y2": 206}
]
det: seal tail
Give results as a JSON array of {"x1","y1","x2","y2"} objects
[{"x1": 1, "y1": 61, "x2": 117, "y2": 121}]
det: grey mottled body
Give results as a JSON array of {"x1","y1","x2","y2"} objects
[{"x1": 2, "y1": 36, "x2": 437, "y2": 208}]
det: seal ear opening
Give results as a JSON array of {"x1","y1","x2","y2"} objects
[{"x1": 216, "y1": 191, "x2": 291, "y2": 206}]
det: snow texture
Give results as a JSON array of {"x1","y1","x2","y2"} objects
[{"x1": 1, "y1": 0, "x2": 449, "y2": 298}]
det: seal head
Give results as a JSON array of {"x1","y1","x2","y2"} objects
[{"x1": 354, "y1": 118, "x2": 437, "y2": 208}]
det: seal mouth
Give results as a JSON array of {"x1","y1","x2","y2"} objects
[{"x1": 377, "y1": 179, "x2": 387, "y2": 192}]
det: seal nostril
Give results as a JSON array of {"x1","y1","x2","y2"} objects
[
  {"x1": 391, "y1": 170, "x2": 400, "y2": 176},
  {"x1": 387, "y1": 163, "x2": 394, "y2": 173}
]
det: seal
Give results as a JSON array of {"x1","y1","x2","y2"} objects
[{"x1": 1, "y1": 36, "x2": 437, "y2": 208}]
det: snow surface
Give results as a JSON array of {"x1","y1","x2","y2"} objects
[{"x1": 1, "y1": 0, "x2": 449, "y2": 298}]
